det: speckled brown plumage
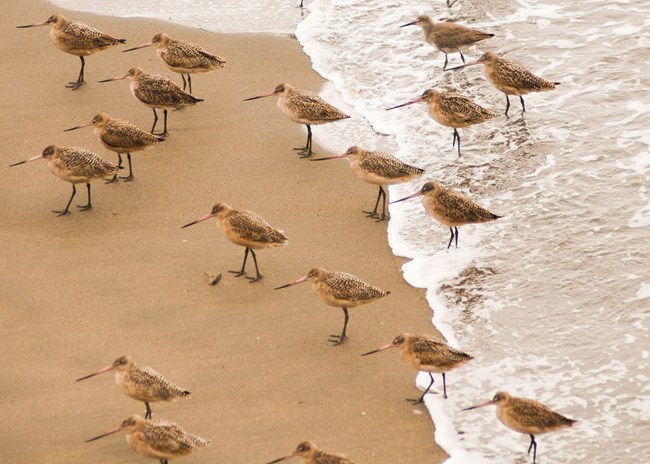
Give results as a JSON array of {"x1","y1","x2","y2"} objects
[
  {"x1": 17, "y1": 13, "x2": 125, "y2": 89},
  {"x1": 267, "y1": 441, "x2": 355, "y2": 464},
  {"x1": 463, "y1": 391, "x2": 576, "y2": 463},
  {"x1": 86, "y1": 415, "x2": 209, "y2": 463},
  {"x1": 401, "y1": 14, "x2": 493, "y2": 69},
  {"x1": 363, "y1": 333, "x2": 472, "y2": 400}
]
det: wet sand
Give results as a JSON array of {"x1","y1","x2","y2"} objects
[{"x1": 0, "y1": 0, "x2": 446, "y2": 462}]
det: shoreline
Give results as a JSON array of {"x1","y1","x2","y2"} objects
[{"x1": 1, "y1": 0, "x2": 446, "y2": 462}]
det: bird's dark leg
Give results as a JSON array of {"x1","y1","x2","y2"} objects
[
  {"x1": 162, "y1": 109, "x2": 169, "y2": 136},
  {"x1": 77, "y1": 183, "x2": 93, "y2": 211},
  {"x1": 119, "y1": 153, "x2": 134, "y2": 181},
  {"x1": 181, "y1": 74, "x2": 187, "y2": 91},
  {"x1": 187, "y1": 74, "x2": 192, "y2": 95},
  {"x1": 454, "y1": 227, "x2": 459, "y2": 248},
  {"x1": 448, "y1": 0, "x2": 458, "y2": 6},
  {"x1": 53, "y1": 184, "x2": 76, "y2": 216},
  {"x1": 105, "y1": 154, "x2": 122, "y2": 183},
  {"x1": 443, "y1": 53, "x2": 449, "y2": 71},
  {"x1": 296, "y1": 125, "x2": 314, "y2": 158},
  {"x1": 151, "y1": 108, "x2": 159, "y2": 134},
  {"x1": 379, "y1": 186, "x2": 389, "y2": 221},
  {"x1": 145, "y1": 402, "x2": 152, "y2": 420},
  {"x1": 452, "y1": 128, "x2": 461, "y2": 157},
  {"x1": 66, "y1": 56, "x2": 86, "y2": 90},
  {"x1": 459, "y1": 50, "x2": 465, "y2": 64},
  {"x1": 519, "y1": 95, "x2": 526, "y2": 114},
  {"x1": 505, "y1": 95, "x2": 511, "y2": 118},
  {"x1": 447, "y1": 227, "x2": 455, "y2": 250},
  {"x1": 442, "y1": 372, "x2": 448, "y2": 398},
  {"x1": 408, "y1": 372, "x2": 435, "y2": 404},
  {"x1": 364, "y1": 186, "x2": 383, "y2": 219},
  {"x1": 160, "y1": 460, "x2": 168, "y2": 464},
  {"x1": 528, "y1": 435, "x2": 537, "y2": 463},
  {"x1": 246, "y1": 249, "x2": 263, "y2": 283},
  {"x1": 329, "y1": 308, "x2": 349, "y2": 346},
  {"x1": 229, "y1": 247, "x2": 250, "y2": 277}
]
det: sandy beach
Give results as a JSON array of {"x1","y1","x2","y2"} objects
[{"x1": 1, "y1": 0, "x2": 447, "y2": 462}]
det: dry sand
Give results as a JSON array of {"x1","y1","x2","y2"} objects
[{"x1": 1, "y1": 0, "x2": 447, "y2": 462}]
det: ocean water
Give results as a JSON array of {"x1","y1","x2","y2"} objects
[{"x1": 50, "y1": 0, "x2": 650, "y2": 462}]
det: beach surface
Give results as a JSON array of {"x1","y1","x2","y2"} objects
[{"x1": 0, "y1": 0, "x2": 446, "y2": 462}]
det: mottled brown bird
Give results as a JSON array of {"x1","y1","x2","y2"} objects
[
  {"x1": 99, "y1": 67, "x2": 203, "y2": 136},
  {"x1": 387, "y1": 88, "x2": 498, "y2": 157},
  {"x1": 391, "y1": 181, "x2": 502, "y2": 249},
  {"x1": 244, "y1": 83, "x2": 350, "y2": 157},
  {"x1": 9, "y1": 145, "x2": 119, "y2": 216},
  {"x1": 76, "y1": 355, "x2": 190, "y2": 419},
  {"x1": 266, "y1": 440, "x2": 355, "y2": 464},
  {"x1": 86, "y1": 414, "x2": 209, "y2": 464},
  {"x1": 17, "y1": 13, "x2": 125, "y2": 89},
  {"x1": 462, "y1": 391, "x2": 577, "y2": 463},
  {"x1": 400, "y1": 14, "x2": 493, "y2": 70},
  {"x1": 312, "y1": 146, "x2": 424, "y2": 221},
  {"x1": 182, "y1": 203, "x2": 288, "y2": 282},
  {"x1": 123, "y1": 33, "x2": 225, "y2": 94},
  {"x1": 448, "y1": 51, "x2": 561, "y2": 116},
  {"x1": 275, "y1": 267, "x2": 390, "y2": 345},
  {"x1": 65, "y1": 112, "x2": 164, "y2": 181},
  {"x1": 363, "y1": 333, "x2": 472, "y2": 401}
]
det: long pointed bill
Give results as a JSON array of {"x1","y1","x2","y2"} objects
[
  {"x1": 362, "y1": 342, "x2": 395, "y2": 356},
  {"x1": 98, "y1": 74, "x2": 128, "y2": 83},
  {"x1": 274, "y1": 275, "x2": 309, "y2": 290},
  {"x1": 64, "y1": 122, "x2": 93, "y2": 132},
  {"x1": 265, "y1": 454, "x2": 293, "y2": 464},
  {"x1": 181, "y1": 212, "x2": 214, "y2": 229},
  {"x1": 444, "y1": 61, "x2": 482, "y2": 72},
  {"x1": 400, "y1": 21, "x2": 417, "y2": 28},
  {"x1": 9, "y1": 154, "x2": 44, "y2": 167},
  {"x1": 311, "y1": 153, "x2": 348, "y2": 161},
  {"x1": 76, "y1": 364, "x2": 115, "y2": 381},
  {"x1": 85, "y1": 424, "x2": 123, "y2": 443},
  {"x1": 389, "y1": 190, "x2": 422, "y2": 204},
  {"x1": 122, "y1": 42, "x2": 155, "y2": 52},
  {"x1": 243, "y1": 93, "x2": 274, "y2": 102},
  {"x1": 16, "y1": 20, "x2": 50, "y2": 28},
  {"x1": 386, "y1": 97, "x2": 423, "y2": 111},
  {"x1": 461, "y1": 399, "x2": 496, "y2": 412}
]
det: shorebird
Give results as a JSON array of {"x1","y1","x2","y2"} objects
[
  {"x1": 312, "y1": 146, "x2": 424, "y2": 221},
  {"x1": 462, "y1": 391, "x2": 577, "y2": 463},
  {"x1": 182, "y1": 203, "x2": 288, "y2": 282},
  {"x1": 363, "y1": 333, "x2": 472, "y2": 401},
  {"x1": 447, "y1": 51, "x2": 561, "y2": 117},
  {"x1": 387, "y1": 88, "x2": 498, "y2": 157},
  {"x1": 65, "y1": 113, "x2": 164, "y2": 182},
  {"x1": 123, "y1": 33, "x2": 225, "y2": 94},
  {"x1": 76, "y1": 355, "x2": 190, "y2": 419},
  {"x1": 266, "y1": 440, "x2": 355, "y2": 464},
  {"x1": 275, "y1": 267, "x2": 390, "y2": 345},
  {"x1": 17, "y1": 13, "x2": 125, "y2": 90},
  {"x1": 86, "y1": 414, "x2": 209, "y2": 464},
  {"x1": 99, "y1": 67, "x2": 203, "y2": 136},
  {"x1": 244, "y1": 83, "x2": 350, "y2": 157},
  {"x1": 9, "y1": 145, "x2": 119, "y2": 216},
  {"x1": 391, "y1": 181, "x2": 501, "y2": 249},
  {"x1": 400, "y1": 15, "x2": 493, "y2": 70}
]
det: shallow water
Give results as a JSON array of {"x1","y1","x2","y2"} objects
[{"x1": 51, "y1": 0, "x2": 650, "y2": 461}]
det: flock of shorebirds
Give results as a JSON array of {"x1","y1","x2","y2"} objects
[{"x1": 13, "y1": 2, "x2": 574, "y2": 464}]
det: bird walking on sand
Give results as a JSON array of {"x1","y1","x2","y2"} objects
[
  {"x1": 275, "y1": 267, "x2": 390, "y2": 345},
  {"x1": 266, "y1": 440, "x2": 355, "y2": 464},
  {"x1": 76, "y1": 355, "x2": 190, "y2": 419},
  {"x1": 9, "y1": 145, "x2": 119, "y2": 216},
  {"x1": 387, "y1": 88, "x2": 498, "y2": 157},
  {"x1": 400, "y1": 15, "x2": 493, "y2": 70},
  {"x1": 447, "y1": 51, "x2": 561, "y2": 117},
  {"x1": 244, "y1": 83, "x2": 350, "y2": 158},
  {"x1": 123, "y1": 33, "x2": 225, "y2": 94},
  {"x1": 17, "y1": 13, "x2": 125, "y2": 90},
  {"x1": 391, "y1": 181, "x2": 501, "y2": 249},
  {"x1": 99, "y1": 67, "x2": 203, "y2": 136},
  {"x1": 312, "y1": 146, "x2": 424, "y2": 221},
  {"x1": 86, "y1": 414, "x2": 209, "y2": 464},
  {"x1": 462, "y1": 391, "x2": 577, "y2": 463},
  {"x1": 363, "y1": 333, "x2": 472, "y2": 401},
  {"x1": 65, "y1": 113, "x2": 164, "y2": 182},
  {"x1": 182, "y1": 203, "x2": 288, "y2": 282}
]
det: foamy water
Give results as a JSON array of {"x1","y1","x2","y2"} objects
[{"x1": 51, "y1": 0, "x2": 650, "y2": 461}]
